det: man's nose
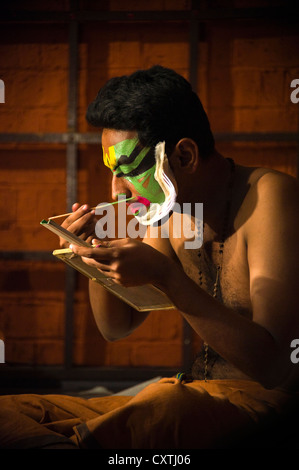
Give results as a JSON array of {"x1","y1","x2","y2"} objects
[{"x1": 111, "y1": 174, "x2": 131, "y2": 200}]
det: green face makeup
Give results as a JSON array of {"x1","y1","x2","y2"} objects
[{"x1": 102, "y1": 137, "x2": 165, "y2": 205}]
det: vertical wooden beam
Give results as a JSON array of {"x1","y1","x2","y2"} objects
[{"x1": 64, "y1": 3, "x2": 79, "y2": 370}]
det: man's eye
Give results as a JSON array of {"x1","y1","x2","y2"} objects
[{"x1": 113, "y1": 167, "x2": 125, "y2": 178}]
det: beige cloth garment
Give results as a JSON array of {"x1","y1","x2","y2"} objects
[{"x1": 0, "y1": 377, "x2": 297, "y2": 449}]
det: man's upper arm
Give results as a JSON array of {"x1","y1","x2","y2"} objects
[{"x1": 246, "y1": 171, "x2": 299, "y2": 349}]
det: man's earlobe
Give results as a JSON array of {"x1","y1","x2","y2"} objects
[{"x1": 176, "y1": 138, "x2": 199, "y2": 174}]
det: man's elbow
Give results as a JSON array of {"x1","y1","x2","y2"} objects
[
  {"x1": 99, "y1": 326, "x2": 131, "y2": 343},
  {"x1": 102, "y1": 333, "x2": 125, "y2": 342}
]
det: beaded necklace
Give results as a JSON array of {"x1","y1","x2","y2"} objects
[{"x1": 198, "y1": 157, "x2": 235, "y2": 381}]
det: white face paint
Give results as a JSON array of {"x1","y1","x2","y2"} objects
[{"x1": 133, "y1": 141, "x2": 178, "y2": 226}]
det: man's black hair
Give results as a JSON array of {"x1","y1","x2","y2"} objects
[{"x1": 86, "y1": 65, "x2": 215, "y2": 158}]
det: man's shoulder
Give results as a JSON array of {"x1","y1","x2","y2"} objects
[
  {"x1": 251, "y1": 168, "x2": 298, "y2": 204},
  {"x1": 254, "y1": 167, "x2": 297, "y2": 185},
  {"x1": 242, "y1": 166, "x2": 298, "y2": 206},
  {"x1": 242, "y1": 167, "x2": 299, "y2": 237},
  {"x1": 235, "y1": 166, "x2": 298, "y2": 236}
]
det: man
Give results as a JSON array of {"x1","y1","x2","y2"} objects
[{"x1": 0, "y1": 66, "x2": 298, "y2": 449}]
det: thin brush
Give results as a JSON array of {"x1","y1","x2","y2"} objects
[{"x1": 48, "y1": 196, "x2": 136, "y2": 220}]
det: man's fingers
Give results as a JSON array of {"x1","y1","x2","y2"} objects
[
  {"x1": 76, "y1": 221, "x2": 96, "y2": 241},
  {"x1": 62, "y1": 204, "x2": 92, "y2": 229},
  {"x1": 72, "y1": 202, "x2": 81, "y2": 212},
  {"x1": 64, "y1": 210, "x2": 95, "y2": 235},
  {"x1": 70, "y1": 244, "x2": 114, "y2": 261},
  {"x1": 81, "y1": 256, "x2": 112, "y2": 272},
  {"x1": 58, "y1": 203, "x2": 97, "y2": 249}
]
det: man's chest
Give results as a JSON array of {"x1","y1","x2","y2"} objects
[{"x1": 170, "y1": 226, "x2": 252, "y2": 317}]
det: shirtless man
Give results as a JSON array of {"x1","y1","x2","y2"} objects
[
  {"x1": 1, "y1": 65, "x2": 298, "y2": 449},
  {"x1": 66, "y1": 66, "x2": 299, "y2": 392}
]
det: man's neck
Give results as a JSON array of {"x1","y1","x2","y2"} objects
[{"x1": 195, "y1": 152, "x2": 234, "y2": 232}]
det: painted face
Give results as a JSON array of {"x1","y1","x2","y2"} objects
[{"x1": 102, "y1": 137, "x2": 165, "y2": 205}]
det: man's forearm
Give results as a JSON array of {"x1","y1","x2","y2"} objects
[{"x1": 88, "y1": 279, "x2": 149, "y2": 341}]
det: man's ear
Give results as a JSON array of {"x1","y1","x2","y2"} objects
[{"x1": 171, "y1": 138, "x2": 199, "y2": 174}]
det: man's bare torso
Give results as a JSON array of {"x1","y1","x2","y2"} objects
[{"x1": 168, "y1": 164, "x2": 298, "y2": 388}]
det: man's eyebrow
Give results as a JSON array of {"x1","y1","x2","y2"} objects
[
  {"x1": 115, "y1": 147, "x2": 155, "y2": 178},
  {"x1": 114, "y1": 142, "x2": 145, "y2": 169}
]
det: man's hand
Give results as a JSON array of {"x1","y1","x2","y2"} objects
[
  {"x1": 59, "y1": 202, "x2": 97, "y2": 248},
  {"x1": 69, "y1": 238, "x2": 174, "y2": 289}
]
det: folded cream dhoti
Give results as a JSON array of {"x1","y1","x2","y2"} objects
[{"x1": 0, "y1": 377, "x2": 297, "y2": 449}]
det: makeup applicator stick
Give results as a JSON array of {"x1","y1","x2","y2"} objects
[{"x1": 48, "y1": 197, "x2": 136, "y2": 220}]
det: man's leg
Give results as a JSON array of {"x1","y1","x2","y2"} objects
[
  {"x1": 0, "y1": 401, "x2": 78, "y2": 449},
  {"x1": 74, "y1": 378, "x2": 268, "y2": 449},
  {"x1": 0, "y1": 393, "x2": 130, "y2": 449}
]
